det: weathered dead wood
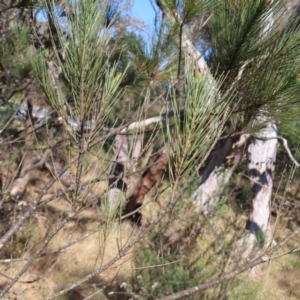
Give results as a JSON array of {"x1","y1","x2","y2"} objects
[
  {"x1": 232, "y1": 124, "x2": 278, "y2": 262},
  {"x1": 109, "y1": 134, "x2": 128, "y2": 190},
  {"x1": 246, "y1": 123, "x2": 278, "y2": 237},
  {"x1": 107, "y1": 134, "x2": 129, "y2": 212},
  {"x1": 192, "y1": 132, "x2": 248, "y2": 213},
  {"x1": 108, "y1": 123, "x2": 168, "y2": 221},
  {"x1": 192, "y1": 137, "x2": 233, "y2": 212},
  {"x1": 131, "y1": 133, "x2": 143, "y2": 169}
]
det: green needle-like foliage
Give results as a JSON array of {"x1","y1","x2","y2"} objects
[
  {"x1": 157, "y1": 0, "x2": 211, "y2": 24},
  {"x1": 34, "y1": 0, "x2": 127, "y2": 141},
  {"x1": 208, "y1": 0, "x2": 300, "y2": 128},
  {"x1": 0, "y1": 22, "x2": 33, "y2": 80},
  {"x1": 1, "y1": 1, "x2": 300, "y2": 298},
  {"x1": 167, "y1": 59, "x2": 231, "y2": 178}
]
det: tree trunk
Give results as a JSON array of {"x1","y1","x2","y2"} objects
[
  {"x1": 192, "y1": 130, "x2": 249, "y2": 214},
  {"x1": 246, "y1": 122, "x2": 278, "y2": 242},
  {"x1": 192, "y1": 137, "x2": 233, "y2": 213}
]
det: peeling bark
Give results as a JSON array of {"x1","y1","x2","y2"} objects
[{"x1": 123, "y1": 147, "x2": 168, "y2": 223}]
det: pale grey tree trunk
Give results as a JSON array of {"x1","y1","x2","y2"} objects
[
  {"x1": 242, "y1": 3, "x2": 278, "y2": 245},
  {"x1": 192, "y1": 133, "x2": 247, "y2": 214},
  {"x1": 246, "y1": 122, "x2": 278, "y2": 239},
  {"x1": 192, "y1": 137, "x2": 233, "y2": 213},
  {"x1": 193, "y1": 3, "x2": 279, "y2": 248},
  {"x1": 234, "y1": 123, "x2": 278, "y2": 270}
]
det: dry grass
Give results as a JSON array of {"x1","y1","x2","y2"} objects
[
  {"x1": 0, "y1": 155, "x2": 299, "y2": 299},
  {"x1": 0, "y1": 200, "x2": 136, "y2": 299},
  {"x1": 0, "y1": 156, "x2": 136, "y2": 299}
]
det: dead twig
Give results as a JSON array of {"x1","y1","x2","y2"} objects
[
  {"x1": 258, "y1": 136, "x2": 300, "y2": 168},
  {"x1": 0, "y1": 255, "x2": 59, "y2": 284},
  {"x1": 242, "y1": 174, "x2": 266, "y2": 188}
]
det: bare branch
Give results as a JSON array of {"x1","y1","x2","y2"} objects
[
  {"x1": 242, "y1": 174, "x2": 266, "y2": 188},
  {"x1": 258, "y1": 135, "x2": 300, "y2": 168},
  {"x1": 0, "y1": 256, "x2": 59, "y2": 284}
]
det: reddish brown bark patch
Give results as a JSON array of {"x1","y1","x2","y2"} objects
[{"x1": 123, "y1": 148, "x2": 168, "y2": 224}]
